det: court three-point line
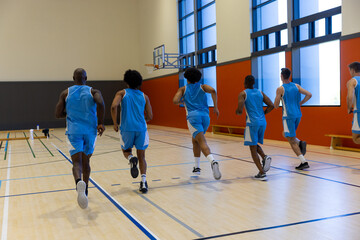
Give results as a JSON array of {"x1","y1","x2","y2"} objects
[{"x1": 1, "y1": 145, "x2": 11, "y2": 240}]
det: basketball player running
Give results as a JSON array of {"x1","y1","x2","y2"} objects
[
  {"x1": 111, "y1": 70, "x2": 153, "y2": 193},
  {"x1": 347, "y1": 62, "x2": 360, "y2": 144},
  {"x1": 55, "y1": 68, "x2": 105, "y2": 209},
  {"x1": 236, "y1": 75, "x2": 274, "y2": 180},
  {"x1": 173, "y1": 67, "x2": 221, "y2": 180},
  {"x1": 274, "y1": 68, "x2": 312, "y2": 170}
]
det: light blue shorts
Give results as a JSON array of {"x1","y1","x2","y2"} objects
[
  {"x1": 283, "y1": 117, "x2": 301, "y2": 138},
  {"x1": 187, "y1": 115, "x2": 210, "y2": 139},
  {"x1": 120, "y1": 131, "x2": 149, "y2": 150},
  {"x1": 244, "y1": 124, "x2": 266, "y2": 146},
  {"x1": 352, "y1": 112, "x2": 360, "y2": 134},
  {"x1": 67, "y1": 134, "x2": 97, "y2": 156}
]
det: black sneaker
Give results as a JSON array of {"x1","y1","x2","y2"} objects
[
  {"x1": 192, "y1": 167, "x2": 201, "y2": 175},
  {"x1": 129, "y1": 156, "x2": 139, "y2": 178},
  {"x1": 254, "y1": 173, "x2": 267, "y2": 181},
  {"x1": 295, "y1": 162, "x2": 309, "y2": 170},
  {"x1": 139, "y1": 181, "x2": 148, "y2": 193},
  {"x1": 299, "y1": 141, "x2": 307, "y2": 156}
]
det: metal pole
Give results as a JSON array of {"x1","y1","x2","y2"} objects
[{"x1": 193, "y1": 0, "x2": 198, "y2": 67}]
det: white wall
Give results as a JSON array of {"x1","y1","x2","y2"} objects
[
  {"x1": 341, "y1": 0, "x2": 360, "y2": 36},
  {"x1": 137, "y1": 0, "x2": 178, "y2": 80},
  {"x1": 216, "y1": 0, "x2": 251, "y2": 64},
  {"x1": 0, "y1": 0, "x2": 140, "y2": 81}
]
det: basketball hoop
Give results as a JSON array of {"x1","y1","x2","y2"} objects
[{"x1": 144, "y1": 64, "x2": 159, "y2": 74}]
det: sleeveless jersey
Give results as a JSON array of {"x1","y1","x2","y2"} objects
[
  {"x1": 353, "y1": 76, "x2": 360, "y2": 113},
  {"x1": 120, "y1": 88, "x2": 147, "y2": 132},
  {"x1": 183, "y1": 82, "x2": 209, "y2": 117},
  {"x1": 66, "y1": 85, "x2": 97, "y2": 135},
  {"x1": 244, "y1": 88, "x2": 266, "y2": 126},
  {"x1": 281, "y1": 82, "x2": 302, "y2": 119}
]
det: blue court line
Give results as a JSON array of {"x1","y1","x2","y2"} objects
[
  {"x1": 194, "y1": 211, "x2": 360, "y2": 239},
  {"x1": 172, "y1": 177, "x2": 181, "y2": 179},
  {"x1": 276, "y1": 154, "x2": 360, "y2": 171},
  {"x1": 135, "y1": 190, "x2": 204, "y2": 238},
  {"x1": 111, "y1": 184, "x2": 121, "y2": 186},
  {"x1": 0, "y1": 187, "x2": 95, "y2": 199},
  {"x1": 52, "y1": 134, "x2": 63, "y2": 142},
  {"x1": 55, "y1": 146, "x2": 158, "y2": 240},
  {"x1": 150, "y1": 138, "x2": 360, "y2": 189},
  {"x1": 152, "y1": 179, "x2": 161, "y2": 182}
]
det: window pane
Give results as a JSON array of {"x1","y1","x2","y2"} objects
[
  {"x1": 180, "y1": 15, "x2": 194, "y2": 37},
  {"x1": 253, "y1": 0, "x2": 287, "y2": 32},
  {"x1": 298, "y1": 40, "x2": 340, "y2": 105},
  {"x1": 198, "y1": 3, "x2": 216, "y2": 29},
  {"x1": 297, "y1": 0, "x2": 341, "y2": 19},
  {"x1": 252, "y1": 52, "x2": 285, "y2": 102},
  {"x1": 315, "y1": 18, "x2": 326, "y2": 38},
  {"x1": 281, "y1": 29, "x2": 288, "y2": 45},
  {"x1": 299, "y1": 24, "x2": 309, "y2": 41},
  {"x1": 202, "y1": 66, "x2": 217, "y2": 106},
  {"x1": 332, "y1": 14, "x2": 342, "y2": 33},
  {"x1": 199, "y1": 26, "x2": 216, "y2": 49},
  {"x1": 181, "y1": 34, "x2": 195, "y2": 54},
  {"x1": 185, "y1": 0, "x2": 194, "y2": 16},
  {"x1": 199, "y1": 0, "x2": 214, "y2": 8},
  {"x1": 269, "y1": 33, "x2": 276, "y2": 49}
]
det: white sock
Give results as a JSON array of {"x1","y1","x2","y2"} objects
[
  {"x1": 206, "y1": 154, "x2": 215, "y2": 163},
  {"x1": 141, "y1": 174, "x2": 146, "y2": 183},
  {"x1": 298, "y1": 154, "x2": 306, "y2": 163},
  {"x1": 194, "y1": 157, "x2": 200, "y2": 168},
  {"x1": 127, "y1": 155, "x2": 133, "y2": 161}
]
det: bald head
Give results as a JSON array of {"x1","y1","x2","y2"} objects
[{"x1": 73, "y1": 68, "x2": 87, "y2": 84}]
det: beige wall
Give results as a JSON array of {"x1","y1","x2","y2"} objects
[
  {"x1": 216, "y1": 0, "x2": 251, "y2": 64},
  {"x1": 0, "y1": 0, "x2": 140, "y2": 81},
  {"x1": 138, "y1": 0, "x2": 178, "y2": 80},
  {"x1": 341, "y1": 0, "x2": 360, "y2": 36}
]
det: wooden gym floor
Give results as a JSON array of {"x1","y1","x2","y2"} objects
[{"x1": 0, "y1": 125, "x2": 359, "y2": 240}]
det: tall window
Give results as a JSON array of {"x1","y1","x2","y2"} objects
[
  {"x1": 251, "y1": 0, "x2": 341, "y2": 106},
  {"x1": 178, "y1": 0, "x2": 217, "y2": 106}
]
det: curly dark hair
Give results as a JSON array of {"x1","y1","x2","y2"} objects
[
  {"x1": 184, "y1": 67, "x2": 202, "y2": 84},
  {"x1": 124, "y1": 69, "x2": 143, "y2": 89}
]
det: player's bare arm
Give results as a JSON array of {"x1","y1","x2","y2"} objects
[
  {"x1": 297, "y1": 84, "x2": 312, "y2": 106},
  {"x1": 111, "y1": 90, "x2": 125, "y2": 132},
  {"x1": 274, "y1": 86, "x2": 284, "y2": 109},
  {"x1": 92, "y1": 88, "x2": 105, "y2": 136},
  {"x1": 347, "y1": 78, "x2": 356, "y2": 114},
  {"x1": 144, "y1": 94, "x2": 153, "y2": 122},
  {"x1": 236, "y1": 91, "x2": 246, "y2": 115},
  {"x1": 172, "y1": 86, "x2": 185, "y2": 105},
  {"x1": 55, "y1": 89, "x2": 68, "y2": 118},
  {"x1": 262, "y1": 92, "x2": 274, "y2": 115},
  {"x1": 202, "y1": 84, "x2": 219, "y2": 117}
]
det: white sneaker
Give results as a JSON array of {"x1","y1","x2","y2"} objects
[
  {"x1": 211, "y1": 161, "x2": 221, "y2": 180},
  {"x1": 262, "y1": 156, "x2": 272, "y2": 172},
  {"x1": 76, "y1": 180, "x2": 88, "y2": 209}
]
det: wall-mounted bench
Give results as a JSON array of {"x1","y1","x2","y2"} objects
[
  {"x1": 325, "y1": 134, "x2": 360, "y2": 152},
  {"x1": 212, "y1": 125, "x2": 245, "y2": 137}
]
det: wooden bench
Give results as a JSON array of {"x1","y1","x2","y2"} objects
[
  {"x1": 212, "y1": 125, "x2": 245, "y2": 137},
  {"x1": 325, "y1": 134, "x2": 360, "y2": 152}
]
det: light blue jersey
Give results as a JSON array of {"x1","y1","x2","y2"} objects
[
  {"x1": 183, "y1": 82, "x2": 209, "y2": 118},
  {"x1": 66, "y1": 85, "x2": 97, "y2": 135},
  {"x1": 281, "y1": 82, "x2": 302, "y2": 119},
  {"x1": 120, "y1": 88, "x2": 147, "y2": 132},
  {"x1": 353, "y1": 76, "x2": 360, "y2": 113},
  {"x1": 352, "y1": 77, "x2": 360, "y2": 133},
  {"x1": 244, "y1": 88, "x2": 266, "y2": 126}
]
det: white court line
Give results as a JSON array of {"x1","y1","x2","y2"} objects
[
  {"x1": 1, "y1": 145, "x2": 11, "y2": 240},
  {"x1": 50, "y1": 142, "x2": 159, "y2": 240}
]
